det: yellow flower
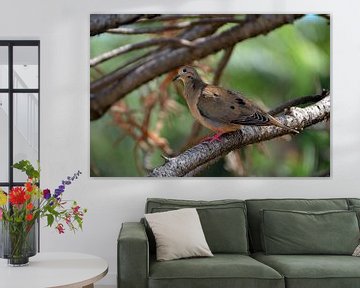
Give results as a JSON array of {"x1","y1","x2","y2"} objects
[{"x1": 0, "y1": 190, "x2": 7, "y2": 206}]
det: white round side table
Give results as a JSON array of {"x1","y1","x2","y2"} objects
[{"x1": 0, "y1": 252, "x2": 108, "y2": 288}]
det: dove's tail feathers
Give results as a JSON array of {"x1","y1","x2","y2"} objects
[{"x1": 269, "y1": 115, "x2": 299, "y2": 134}]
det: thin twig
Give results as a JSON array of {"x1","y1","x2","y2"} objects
[
  {"x1": 212, "y1": 46, "x2": 235, "y2": 85},
  {"x1": 90, "y1": 38, "x2": 195, "y2": 67},
  {"x1": 91, "y1": 49, "x2": 158, "y2": 92},
  {"x1": 107, "y1": 17, "x2": 242, "y2": 34},
  {"x1": 269, "y1": 89, "x2": 329, "y2": 116},
  {"x1": 178, "y1": 121, "x2": 204, "y2": 153}
]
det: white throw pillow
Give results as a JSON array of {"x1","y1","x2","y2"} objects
[
  {"x1": 353, "y1": 244, "x2": 360, "y2": 256},
  {"x1": 145, "y1": 208, "x2": 213, "y2": 261}
]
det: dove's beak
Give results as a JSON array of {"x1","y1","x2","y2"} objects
[{"x1": 172, "y1": 74, "x2": 180, "y2": 82}]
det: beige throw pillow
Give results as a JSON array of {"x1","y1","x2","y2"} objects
[
  {"x1": 145, "y1": 208, "x2": 213, "y2": 261},
  {"x1": 353, "y1": 244, "x2": 360, "y2": 256}
]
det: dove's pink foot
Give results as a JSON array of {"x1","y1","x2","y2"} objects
[{"x1": 202, "y1": 132, "x2": 224, "y2": 143}]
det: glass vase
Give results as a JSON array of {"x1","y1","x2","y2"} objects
[{"x1": 0, "y1": 220, "x2": 37, "y2": 266}]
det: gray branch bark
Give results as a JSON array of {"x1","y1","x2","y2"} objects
[
  {"x1": 90, "y1": 14, "x2": 303, "y2": 121},
  {"x1": 148, "y1": 96, "x2": 330, "y2": 177},
  {"x1": 90, "y1": 14, "x2": 158, "y2": 36}
]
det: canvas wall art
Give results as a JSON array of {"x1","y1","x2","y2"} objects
[{"x1": 90, "y1": 14, "x2": 330, "y2": 177}]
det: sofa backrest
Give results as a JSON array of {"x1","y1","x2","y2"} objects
[
  {"x1": 348, "y1": 198, "x2": 360, "y2": 228},
  {"x1": 348, "y1": 198, "x2": 360, "y2": 207},
  {"x1": 145, "y1": 198, "x2": 249, "y2": 255},
  {"x1": 245, "y1": 198, "x2": 350, "y2": 252}
]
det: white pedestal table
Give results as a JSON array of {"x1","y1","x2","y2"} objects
[{"x1": 0, "y1": 252, "x2": 108, "y2": 288}]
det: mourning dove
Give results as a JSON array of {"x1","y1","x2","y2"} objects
[{"x1": 173, "y1": 65, "x2": 299, "y2": 142}]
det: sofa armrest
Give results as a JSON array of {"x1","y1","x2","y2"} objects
[{"x1": 118, "y1": 222, "x2": 149, "y2": 288}]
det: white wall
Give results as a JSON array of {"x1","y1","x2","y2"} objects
[{"x1": 1, "y1": 0, "x2": 360, "y2": 286}]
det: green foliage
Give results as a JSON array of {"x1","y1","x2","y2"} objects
[{"x1": 12, "y1": 160, "x2": 40, "y2": 180}]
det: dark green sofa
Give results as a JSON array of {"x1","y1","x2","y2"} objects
[{"x1": 118, "y1": 198, "x2": 360, "y2": 288}]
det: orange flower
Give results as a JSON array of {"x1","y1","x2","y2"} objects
[
  {"x1": 26, "y1": 203, "x2": 34, "y2": 210},
  {"x1": 25, "y1": 182, "x2": 33, "y2": 192},
  {"x1": 24, "y1": 193, "x2": 31, "y2": 200},
  {"x1": 26, "y1": 214, "x2": 33, "y2": 221}
]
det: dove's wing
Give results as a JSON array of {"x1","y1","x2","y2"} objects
[{"x1": 197, "y1": 85, "x2": 271, "y2": 126}]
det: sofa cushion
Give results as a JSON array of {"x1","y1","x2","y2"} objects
[
  {"x1": 146, "y1": 198, "x2": 249, "y2": 254},
  {"x1": 261, "y1": 209, "x2": 359, "y2": 255},
  {"x1": 252, "y1": 252, "x2": 360, "y2": 288},
  {"x1": 246, "y1": 198, "x2": 349, "y2": 252},
  {"x1": 145, "y1": 208, "x2": 213, "y2": 261},
  {"x1": 149, "y1": 254, "x2": 284, "y2": 288}
]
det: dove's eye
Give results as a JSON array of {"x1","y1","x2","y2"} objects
[{"x1": 182, "y1": 68, "x2": 187, "y2": 73}]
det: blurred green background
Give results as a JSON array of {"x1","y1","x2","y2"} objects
[{"x1": 90, "y1": 14, "x2": 330, "y2": 177}]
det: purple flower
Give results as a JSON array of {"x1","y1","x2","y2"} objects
[
  {"x1": 54, "y1": 188, "x2": 63, "y2": 199},
  {"x1": 53, "y1": 171, "x2": 82, "y2": 199},
  {"x1": 43, "y1": 189, "x2": 51, "y2": 200}
]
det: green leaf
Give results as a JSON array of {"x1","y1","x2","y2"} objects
[
  {"x1": 45, "y1": 205, "x2": 60, "y2": 217},
  {"x1": 47, "y1": 214, "x2": 54, "y2": 227},
  {"x1": 12, "y1": 160, "x2": 40, "y2": 180}
]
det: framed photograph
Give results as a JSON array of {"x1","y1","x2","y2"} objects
[{"x1": 90, "y1": 14, "x2": 330, "y2": 177}]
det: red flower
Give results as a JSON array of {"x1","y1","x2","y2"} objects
[
  {"x1": 9, "y1": 187, "x2": 26, "y2": 205},
  {"x1": 25, "y1": 182, "x2": 33, "y2": 192},
  {"x1": 24, "y1": 193, "x2": 31, "y2": 200},
  {"x1": 56, "y1": 223, "x2": 65, "y2": 234},
  {"x1": 65, "y1": 214, "x2": 71, "y2": 225},
  {"x1": 26, "y1": 203, "x2": 34, "y2": 210},
  {"x1": 26, "y1": 214, "x2": 33, "y2": 221},
  {"x1": 72, "y1": 205, "x2": 80, "y2": 215}
]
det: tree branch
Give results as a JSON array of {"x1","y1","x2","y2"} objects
[
  {"x1": 90, "y1": 14, "x2": 303, "y2": 121},
  {"x1": 137, "y1": 14, "x2": 238, "y2": 22},
  {"x1": 107, "y1": 17, "x2": 243, "y2": 34},
  {"x1": 148, "y1": 95, "x2": 330, "y2": 177},
  {"x1": 269, "y1": 89, "x2": 329, "y2": 116},
  {"x1": 90, "y1": 38, "x2": 195, "y2": 67},
  {"x1": 212, "y1": 46, "x2": 235, "y2": 85},
  {"x1": 183, "y1": 156, "x2": 223, "y2": 177},
  {"x1": 90, "y1": 14, "x2": 158, "y2": 36}
]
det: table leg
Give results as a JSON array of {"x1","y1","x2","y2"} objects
[{"x1": 82, "y1": 284, "x2": 94, "y2": 288}]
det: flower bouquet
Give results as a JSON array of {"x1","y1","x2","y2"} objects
[{"x1": 0, "y1": 160, "x2": 87, "y2": 266}]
